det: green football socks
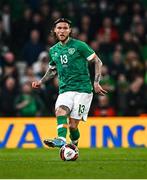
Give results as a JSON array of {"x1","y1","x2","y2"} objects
[
  {"x1": 57, "y1": 116, "x2": 68, "y2": 141},
  {"x1": 69, "y1": 128, "x2": 80, "y2": 146}
]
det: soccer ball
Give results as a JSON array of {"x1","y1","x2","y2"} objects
[{"x1": 60, "y1": 144, "x2": 79, "y2": 161}]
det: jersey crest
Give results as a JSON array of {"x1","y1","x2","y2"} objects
[
  {"x1": 54, "y1": 52, "x2": 58, "y2": 56},
  {"x1": 68, "y1": 48, "x2": 75, "y2": 55}
]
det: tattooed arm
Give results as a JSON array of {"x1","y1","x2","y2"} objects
[
  {"x1": 40, "y1": 66, "x2": 56, "y2": 83},
  {"x1": 94, "y1": 55, "x2": 102, "y2": 83},
  {"x1": 32, "y1": 66, "x2": 56, "y2": 89},
  {"x1": 92, "y1": 55, "x2": 107, "y2": 95}
]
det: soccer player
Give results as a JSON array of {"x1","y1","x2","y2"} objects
[{"x1": 32, "y1": 18, "x2": 107, "y2": 148}]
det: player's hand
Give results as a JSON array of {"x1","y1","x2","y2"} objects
[
  {"x1": 32, "y1": 80, "x2": 42, "y2": 89},
  {"x1": 94, "y1": 82, "x2": 107, "y2": 96}
]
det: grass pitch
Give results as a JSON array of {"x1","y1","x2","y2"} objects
[{"x1": 0, "y1": 148, "x2": 147, "y2": 179}]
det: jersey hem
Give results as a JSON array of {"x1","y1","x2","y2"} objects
[{"x1": 59, "y1": 89, "x2": 93, "y2": 94}]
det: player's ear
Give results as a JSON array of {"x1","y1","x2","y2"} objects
[
  {"x1": 53, "y1": 27, "x2": 57, "y2": 37},
  {"x1": 69, "y1": 27, "x2": 72, "y2": 35},
  {"x1": 53, "y1": 27, "x2": 56, "y2": 33},
  {"x1": 50, "y1": 29, "x2": 56, "y2": 38}
]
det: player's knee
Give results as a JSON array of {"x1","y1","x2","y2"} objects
[{"x1": 55, "y1": 107, "x2": 67, "y2": 116}]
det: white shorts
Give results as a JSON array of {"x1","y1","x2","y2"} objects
[{"x1": 55, "y1": 91, "x2": 93, "y2": 121}]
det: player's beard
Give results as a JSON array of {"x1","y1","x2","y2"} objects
[{"x1": 57, "y1": 34, "x2": 69, "y2": 43}]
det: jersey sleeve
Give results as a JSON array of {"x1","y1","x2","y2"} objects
[
  {"x1": 48, "y1": 50, "x2": 56, "y2": 69},
  {"x1": 78, "y1": 41, "x2": 96, "y2": 61}
]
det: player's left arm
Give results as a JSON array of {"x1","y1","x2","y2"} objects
[
  {"x1": 78, "y1": 41, "x2": 107, "y2": 95},
  {"x1": 91, "y1": 55, "x2": 107, "y2": 95}
]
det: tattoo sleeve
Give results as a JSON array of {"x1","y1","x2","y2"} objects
[
  {"x1": 93, "y1": 55, "x2": 103, "y2": 84},
  {"x1": 40, "y1": 66, "x2": 56, "y2": 83}
]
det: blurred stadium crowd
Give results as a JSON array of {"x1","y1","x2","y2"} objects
[{"x1": 0, "y1": 0, "x2": 147, "y2": 117}]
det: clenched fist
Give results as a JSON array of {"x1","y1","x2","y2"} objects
[{"x1": 32, "y1": 81, "x2": 42, "y2": 89}]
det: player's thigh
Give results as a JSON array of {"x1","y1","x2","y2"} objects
[
  {"x1": 55, "y1": 91, "x2": 75, "y2": 112},
  {"x1": 70, "y1": 92, "x2": 93, "y2": 121}
]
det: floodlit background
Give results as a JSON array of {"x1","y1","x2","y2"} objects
[
  {"x1": 0, "y1": 0, "x2": 147, "y2": 117},
  {"x1": 0, "y1": 1, "x2": 147, "y2": 179}
]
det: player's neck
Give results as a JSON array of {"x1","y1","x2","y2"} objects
[{"x1": 60, "y1": 37, "x2": 70, "y2": 45}]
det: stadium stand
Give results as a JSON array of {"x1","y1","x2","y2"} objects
[{"x1": 0, "y1": 0, "x2": 147, "y2": 116}]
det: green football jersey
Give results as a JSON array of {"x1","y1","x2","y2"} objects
[{"x1": 49, "y1": 38, "x2": 95, "y2": 94}]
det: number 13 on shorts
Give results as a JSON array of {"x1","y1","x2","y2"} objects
[
  {"x1": 78, "y1": 104, "x2": 85, "y2": 115},
  {"x1": 72, "y1": 92, "x2": 93, "y2": 121},
  {"x1": 55, "y1": 92, "x2": 93, "y2": 121}
]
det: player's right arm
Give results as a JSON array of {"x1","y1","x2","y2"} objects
[
  {"x1": 32, "y1": 65, "x2": 56, "y2": 89},
  {"x1": 32, "y1": 49, "x2": 56, "y2": 89}
]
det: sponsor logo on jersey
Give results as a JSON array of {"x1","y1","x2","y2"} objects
[{"x1": 68, "y1": 48, "x2": 75, "y2": 55}]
